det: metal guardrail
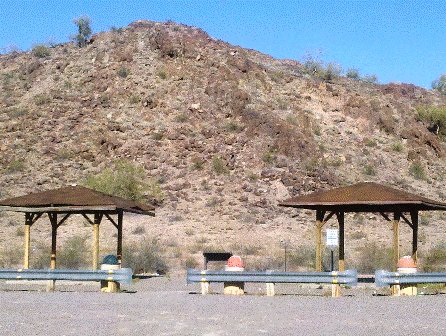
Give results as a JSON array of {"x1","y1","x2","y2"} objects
[
  {"x1": 375, "y1": 270, "x2": 446, "y2": 287},
  {"x1": 187, "y1": 269, "x2": 358, "y2": 286},
  {"x1": 0, "y1": 268, "x2": 133, "y2": 284}
]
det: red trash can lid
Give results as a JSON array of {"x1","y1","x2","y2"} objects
[{"x1": 227, "y1": 255, "x2": 244, "y2": 268}]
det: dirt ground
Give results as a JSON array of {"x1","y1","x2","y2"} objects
[{"x1": 1, "y1": 277, "x2": 446, "y2": 336}]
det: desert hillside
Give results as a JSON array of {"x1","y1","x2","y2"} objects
[{"x1": 1, "y1": 20, "x2": 446, "y2": 272}]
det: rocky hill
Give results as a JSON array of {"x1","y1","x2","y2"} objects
[{"x1": 1, "y1": 20, "x2": 446, "y2": 271}]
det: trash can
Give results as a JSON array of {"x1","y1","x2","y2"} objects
[
  {"x1": 397, "y1": 256, "x2": 417, "y2": 296},
  {"x1": 100, "y1": 254, "x2": 121, "y2": 293},
  {"x1": 223, "y1": 256, "x2": 245, "y2": 295}
]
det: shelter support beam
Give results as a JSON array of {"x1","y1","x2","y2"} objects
[
  {"x1": 24, "y1": 223, "x2": 31, "y2": 269},
  {"x1": 393, "y1": 212, "x2": 401, "y2": 271},
  {"x1": 23, "y1": 213, "x2": 42, "y2": 269},
  {"x1": 315, "y1": 210, "x2": 326, "y2": 271},
  {"x1": 337, "y1": 212, "x2": 345, "y2": 272},
  {"x1": 92, "y1": 214, "x2": 103, "y2": 270},
  {"x1": 410, "y1": 211, "x2": 418, "y2": 263},
  {"x1": 117, "y1": 211, "x2": 123, "y2": 265},
  {"x1": 48, "y1": 213, "x2": 58, "y2": 291}
]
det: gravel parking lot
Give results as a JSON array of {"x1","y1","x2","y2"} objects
[{"x1": 1, "y1": 277, "x2": 446, "y2": 335}]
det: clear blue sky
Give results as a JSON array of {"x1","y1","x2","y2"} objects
[{"x1": 1, "y1": 0, "x2": 445, "y2": 88}]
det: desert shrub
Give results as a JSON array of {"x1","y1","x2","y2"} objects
[
  {"x1": 409, "y1": 161, "x2": 426, "y2": 180},
  {"x1": 58, "y1": 235, "x2": 89, "y2": 269},
  {"x1": 16, "y1": 227, "x2": 24, "y2": 237},
  {"x1": 365, "y1": 139, "x2": 377, "y2": 147},
  {"x1": 417, "y1": 105, "x2": 446, "y2": 137},
  {"x1": 224, "y1": 120, "x2": 243, "y2": 133},
  {"x1": 4, "y1": 160, "x2": 25, "y2": 173},
  {"x1": 287, "y1": 245, "x2": 315, "y2": 271},
  {"x1": 212, "y1": 156, "x2": 228, "y2": 175},
  {"x1": 249, "y1": 255, "x2": 284, "y2": 271},
  {"x1": 184, "y1": 256, "x2": 199, "y2": 269},
  {"x1": 152, "y1": 130, "x2": 164, "y2": 140},
  {"x1": 84, "y1": 160, "x2": 148, "y2": 202},
  {"x1": 432, "y1": 74, "x2": 446, "y2": 94},
  {"x1": 72, "y1": 16, "x2": 92, "y2": 47},
  {"x1": 363, "y1": 165, "x2": 376, "y2": 176},
  {"x1": 132, "y1": 226, "x2": 146, "y2": 235},
  {"x1": 346, "y1": 68, "x2": 360, "y2": 80},
  {"x1": 191, "y1": 157, "x2": 205, "y2": 170},
  {"x1": 362, "y1": 74, "x2": 378, "y2": 84},
  {"x1": 157, "y1": 70, "x2": 167, "y2": 79},
  {"x1": 123, "y1": 238, "x2": 167, "y2": 274},
  {"x1": 392, "y1": 142, "x2": 404, "y2": 152},
  {"x1": 350, "y1": 231, "x2": 367, "y2": 240},
  {"x1": 303, "y1": 54, "x2": 324, "y2": 76},
  {"x1": 174, "y1": 113, "x2": 189, "y2": 122},
  {"x1": 128, "y1": 94, "x2": 140, "y2": 104},
  {"x1": 422, "y1": 244, "x2": 446, "y2": 271},
  {"x1": 31, "y1": 241, "x2": 51, "y2": 269},
  {"x1": 262, "y1": 148, "x2": 277, "y2": 164},
  {"x1": 34, "y1": 93, "x2": 51, "y2": 105},
  {"x1": 147, "y1": 178, "x2": 165, "y2": 204},
  {"x1": 321, "y1": 62, "x2": 342, "y2": 80},
  {"x1": 31, "y1": 44, "x2": 50, "y2": 58},
  {"x1": 0, "y1": 243, "x2": 23, "y2": 267},
  {"x1": 117, "y1": 67, "x2": 130, "y2": 78},
  {"x1": 351, "y1": 242, "x2": 393, "y2": 273}
]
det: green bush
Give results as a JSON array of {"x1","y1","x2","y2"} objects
[
  {"x1": 31, "y1": 44, "x2": 50, "y2": 58},
  {"x1": 391, "y1": 142, "x2": 404, "y2": 152},
  {"x1": 84, "y1": 160, "x2": 149, "y2": 202},
  {"x1": 224, "y1": 120, "x2": 243, "y2": 133},
  {"x1": 321, "y1": 62, "x2": 342, "y2": 80},
  {"x1": 363, "y1": 165, "x2": 376, "y2": 176},
  {"x1": 58, "y1": 235, "x2": 89, "y2": 269},
  {"x1": 117, "y1": 67, "x2": 130, "y2": 78},
  {"x1": 122, "y1": 238, "x2": 167, "y2": 273},
  {"x1": 362, "y1": 74, "x2": 378, "y2": 84},
  {"x1": 352, "y1": 242, "x2": 393, "y2": 273},
  {"x1": 287, "y1": 245, "x2": 315, "y2": 271},
  {"x1": 346, "y1": 68, "x2": 360, "y2": 80},
  {"x1": 0, "y1": 243, "x2": 22, "y2": 268},
  {"x1": 409, "y1": 161, "x2": 426, "y2": 180},
  {"x1": 417, "y1": 105, "x2": 446, "y2": 137},
  {"x1": 72, "y1": 16, "x2": 92, "y2": 47},
  {"x1": 432, "y1": 74, "x2": 446, "y2": 94},
  {"x1": 34, "y1": 94, "x2": 51, "y2": 105},
  {"x1": 4, "y1": 160, "x2": 25, "y2": 173},
  {"x1": 212, "y1": 156, "x2": 229, "y2": 175},
  {"x1": 422, "y1": 244, "x2": 446, "y2": 271}
]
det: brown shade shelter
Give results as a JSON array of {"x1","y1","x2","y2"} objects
[
  {"x1": 0, "y1": 185, "x2": 155, "y2": 275},
  {"x1": 280, "y1": 182, "x2": 446, "y2": 272}
]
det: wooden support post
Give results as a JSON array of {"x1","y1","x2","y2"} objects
[
  {"x1": 337, "y1": 212, "x2": 345, "y2": 272},
  {"x1": 24, "y1": 224, "x2": 31, "y2": 269},
  {"x1": 24, "y1": 214, "x2": 32, "y2": 269},
  {"x1": 48, "y1": 213, "x2": 58, "y2": 291},
  {"x1": 117, "y1": 211, "x2": 123, "y2": 265},
  {"x1": 315, "y1": 210, "x2": 325, "y2": 271},
  {"x1": 391, "y1": 212, "x2": 401, "y2": 296},
  {"x1": 266, "y1": 283, "x2": 275, "y2": 296},
  {"x1": 410, "y1": 211, "x2": 418, "y2": 263},
  {"x1": 393, "y1": 212, "x2": 401, "y2": 271},
  {"x1": 92, "y1": 214, "x2": 102, "y2": 270}
]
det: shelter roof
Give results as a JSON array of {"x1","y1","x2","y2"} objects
[
  {"x1": 0, "y1": 185, "x2": 155, "y2": 215},
  {"x1": 279, "y1": 182, "x2": 446, "y2": 212}
]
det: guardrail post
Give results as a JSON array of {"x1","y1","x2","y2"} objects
[
  {"x1": 266, "y1": 282, "x2": 275, "y2": 296},
  {"x1": 201, "y1": 281, "x2": 210, "y2": 295}
]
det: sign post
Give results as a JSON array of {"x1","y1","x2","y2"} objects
[{"x1": 326, "y1": 229, "x2": 339, "y2": 272}]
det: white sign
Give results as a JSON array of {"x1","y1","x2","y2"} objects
[{"x1": 326, "y1": 229, "x2": 339, "y2": 248}]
